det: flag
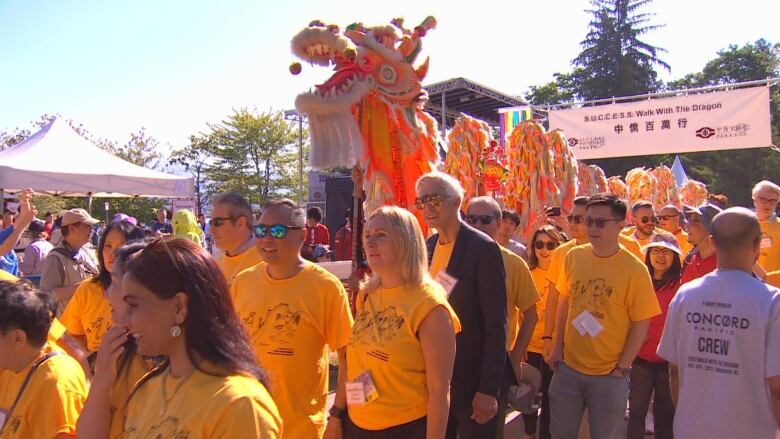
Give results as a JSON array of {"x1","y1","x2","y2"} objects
[
  {"x1": 499, "y1": 106, "x2": 532, "y2": 149},
  {"x1": 671, "y1": 155, "x2": 688, "y2": 187}
]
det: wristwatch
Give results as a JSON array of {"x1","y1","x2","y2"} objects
[{"x1": 329, "y1": 405, "x2": 347, "y2": 420}]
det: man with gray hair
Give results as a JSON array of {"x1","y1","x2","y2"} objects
[
  {"x1": 658, "y1": 207, "x2": 780, "y2": 438},
  {"x1": 752, "y1": 180, "x2": 780, "y2": 274},
  {"x1": 416, "y1": 172, "x2": 510, "y2": 438},
  {"x1": 210, "y1": 192, "x2": 262, "y2": 288}
]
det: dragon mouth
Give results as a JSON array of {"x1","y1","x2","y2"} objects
[{"x1": 291, "y1": 27, "x2": 348, "y2": 67}]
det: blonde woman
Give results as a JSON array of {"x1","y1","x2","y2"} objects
[{"x1": 345, "y1": 206, "x2": 460, "y2": 438}]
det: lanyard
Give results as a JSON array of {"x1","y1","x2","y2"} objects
[{"x1": 0, "y1": 351, "x2": 60, "y2": 434}]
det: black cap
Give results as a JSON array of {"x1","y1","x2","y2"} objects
[{"x1": 28, "y1": 219, "x2": 45, "y2": 234}]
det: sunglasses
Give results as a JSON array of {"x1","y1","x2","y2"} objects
[
  {"x1": 755, "y1": 196, "x2": 779, "y2": 204},
  {"x1": 637, "y1": 215, "x2": 658, "y2": 224},
  {"x1": 415, "y1": 193, "x2": 449, "y2": 210},
  {"x1": 534, "y1": 241, "x2": 558, "y2": 250},
  {"x1": 210, "y1": 216, "x2": 236, "y2": 227},
  {"x1": 567, "y1": 214, "x2": 585, "y2": 224},
  {"x1": 253, "y1": 224, "x2": 303, "y2": 239},
  {"x1": 657, "y1": 214, "x2": 678, "y2": 221},
  {"x1": 465, "y1": 214, "x2": 496, "y2": 226},
  {"x1": 584, "y1": 217, "x2": 621, "y2": 228}
]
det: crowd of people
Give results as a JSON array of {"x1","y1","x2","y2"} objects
[{"x1": 0, "y1": 174, "x2": 779, "y2": 439}]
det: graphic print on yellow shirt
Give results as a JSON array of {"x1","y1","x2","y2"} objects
[
  {"x1": 231, "y1": 261, "x2": 353, "y2": 438},
  {"x1": 758, "y1": 218, "x2": 780, "y2": 272},
  {"x1": 556, "y1": 245, "x2": 660, "y2": 375},
  {"x1": 120, "y1": 368, "x2": 282, "y2": 439},
  {"x1": 108, "y1": 354, "x2": 154, "y2": 439},
  {"x1": 347, "y1": 281, "x2": 461, "y2": 430},
  {"x1": 429, "y1": 238, "x2": 455, "y2": 279},
  {"x1": 217, "y1": 246, "x2": 264, "y2": 289},
  {"x1": 0, "y1": 351, "x2": 87, "y2": 439},
  {"x1": 60, "y1": 279, "x2": 110, "y2": 352},
  {"x1": 500, "y1": 246, "x2": 540, "y2": 351},
  {"x1": 528, "y1": 267, "x2": 552, "y2": 354}
]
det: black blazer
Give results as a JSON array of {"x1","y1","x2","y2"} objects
[{"x1": 427, "y1": 222, "x2": 511, "y2": 409}]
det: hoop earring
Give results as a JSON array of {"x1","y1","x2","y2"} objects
[{"x1": 170, "y1": 324, "x2": 182, "y2": 338}]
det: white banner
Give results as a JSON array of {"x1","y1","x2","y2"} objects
[{"x1": 548, "y1": 86, "x2": 772, "y2": 159}]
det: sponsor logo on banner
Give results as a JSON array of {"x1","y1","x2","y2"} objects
[{"x1": 545, "y1": 87, "x2": 772, "y2": 159}]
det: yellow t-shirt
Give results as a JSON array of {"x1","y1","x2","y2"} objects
[
  {"x1": 501, "y1": 246, "x2": 540, "y2": 351},
  {"x1": 347, "y1": 281, "x2": 461, "y2": 430},
  {"x1": 0, "y1": 350, "x2": 87, "y2": 439},
  {"x1": 217, "y1": 246, "x2": 264, "y2": 289},
  {"x1": 48, "y1": 317, "x2": 67, "y2": 346},
  {"x1": 120, "y1": 368, "x2": 282, "y2": 438},
  {"x1": 0, "y1": 270, "x2": 17, "y2": 282},
  {"x1": 231, "y1": 262, "x2": 353, "y2": 438},
  {"x1": 758, "y1": 219, "x2": 780, "y2": 273},
  {"x1": 765, "y1": 270, "x2": 780, "y2": 289},
  {"x1": 429, "y1": 238, "x2": 455, "y2": 279},
  {"x1": 547, "y1": 240, "x2": 581, "y2": 287},
  {"x1": 673, "y1": 229, "x2": 694, "y2": 256},
  {"x1": 618, "y1": 234, "x2": 644, "y2": 260},
  {"x1": 556, "y1": 244, "x2": 661, "y2": 375},
  {"x1": 109, "y1": 354, "x2": 154, "y2": 439},
  {"x1": 60, "y1": 278, "x2": 110, "y2": 352},
  {"x1": 528, "y1": 267, "x2": 553, "y2": 354}
]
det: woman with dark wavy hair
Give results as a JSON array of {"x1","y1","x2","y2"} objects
[
  {"x1": 116, "y1": 239, "x2": 281, "y2": 438},
  {"x1": 59, "y1": 220, "x2": 144, "y2": 375}
]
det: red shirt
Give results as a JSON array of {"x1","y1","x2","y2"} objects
[
  {"x1": 680, "y1": 250, "x2": 717, "y2": 286},
  {"x1": 304, "y1": 223, "x2": 330, "y2": 248},
  {"x1": 334, "y1": 226, "x2": 353, "y2": 261},
  {"x1": 637, "y1": 279, "x2": 679, "y2": 363}
]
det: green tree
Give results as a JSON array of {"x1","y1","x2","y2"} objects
[
  {"x1": 169, "y1": 134, "x2": 214, "y2": 214},
  {"x1": 573, "y1": 0, "x2": 669, "y2": 100},
  {"x1": 525, "y1": 70, "x2": 583, "y2": 106},
  {"x1": 204, "y1": 109, "x2": 304, "y2": 206}
]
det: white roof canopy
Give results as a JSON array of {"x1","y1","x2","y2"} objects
[{"x1": 0, "y1": 118, "x2": 193, "y2": 198}]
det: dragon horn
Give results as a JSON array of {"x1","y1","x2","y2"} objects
[{"x1": 414, "y1": 16, "x2": 436, "y2": 37}]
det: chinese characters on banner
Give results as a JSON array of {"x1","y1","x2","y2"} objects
[{"x1": 547, "y1": 86, "x2": 772, "y2": 160}]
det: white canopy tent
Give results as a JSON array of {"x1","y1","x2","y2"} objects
[{"x1": 0, "y1": 118, "x2": 193, "y2": 200}]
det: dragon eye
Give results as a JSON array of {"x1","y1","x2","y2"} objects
[{"x1": 379, "y1": 65, "x2": 398, "y2": 84}]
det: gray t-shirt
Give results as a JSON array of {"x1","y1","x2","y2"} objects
[{"x1": 658, "y1": 269, "x2": 780, "y2": 438}]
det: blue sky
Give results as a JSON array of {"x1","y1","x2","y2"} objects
[{"x1": 1, "y1": 0, "x2": 778, "y2": 153}]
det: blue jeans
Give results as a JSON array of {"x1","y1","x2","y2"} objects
[{"x1": 549, "y1": 362, "x2": 629, "y2": 439}]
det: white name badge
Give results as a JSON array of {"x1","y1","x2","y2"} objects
[
  {"x1": 572, "y1": 310, "x2": 604, "y2": 337},
  {"x1": 435, "y1": 271, "x2": 458, "y2": 295},
  {"x1": 761, "y1": 236, "x2": 772, "y2": 249},
  {"x1": 346, "y1": 382, "x2": 366, "y2": 406}
]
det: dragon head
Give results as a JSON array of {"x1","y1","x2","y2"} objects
[{"x1": 292, "y1": 17, "x2": 435, "y2": 114}]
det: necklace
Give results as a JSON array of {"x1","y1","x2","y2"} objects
[{"x1": 159, "y1": 366, "x2": 195, "y2": 417}]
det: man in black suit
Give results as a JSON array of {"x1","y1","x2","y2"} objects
[{"x1": 416, "y1": 171, "x2": 510, "y2": 438}]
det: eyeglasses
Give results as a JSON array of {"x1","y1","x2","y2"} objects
[
  {"x1": 649, "y1": 248, "x2": 674, "y2": 256},
  {"x1": 567, "y1": 214, "x2": 585, "y2": 224},
  {"x1": 534, "y1": 241, "x2": 558, "y2": 250},
  {"x1": 637, "y1": 215, "x2": 658, "y2": 224},
  {"x1": 657, "y1": 214, "x2": 678, "y2": 221},
  {"x1": 755, "y1": 196, "x2": 779, "y2": 204},
  {"x1": 584, "y1": 217, "x2": 621, "y2": 228},
  {"x1": 465, "y1": 214, "x2": 496, "y2": 226},
  {"x1": 415, "y1": 193, "x2": 449, "y2": 210},
  {"x1": 253, "y1": 224, "x2": 303, "y2": 239},
  {"x1": 210, "y1": 217, "x2": 235, "y2": 227}
]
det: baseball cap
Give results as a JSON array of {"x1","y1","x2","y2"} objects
[
  {"x1": 683, "y1": 203, "x2": 722, "y2": 233},
  {"x1": 61, "y1": 208, "x2": 100, "y2": 227},
  {"x1": 642, "y1": 232, "x2": 682, "y2": 256}
]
